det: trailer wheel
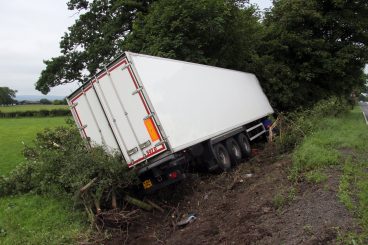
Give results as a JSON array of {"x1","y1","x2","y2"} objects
[
  {"x1": 237, "y1": 133, "x2": 251, "y2": 158},
  {"x1": 226, "y1": 138, "x2": 242, "y2": 165},
  {"x1": 213, "y1": 143, "x2": 231, "y2": 171}
]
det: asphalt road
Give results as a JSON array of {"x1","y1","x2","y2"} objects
[{"x1": 359, "y1": 102, "x2": 368, "y2": 124}]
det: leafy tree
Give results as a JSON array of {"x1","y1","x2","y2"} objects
[
  {"x1": 40, "y1": 98, "x2": 52, "y2": 105},
  {"x1": 256, "y1": 0, "x2": 368, "y2": 110},
  {"x1": 124, "y1": 0, "x2": 262, "y2": 71},
  {"x1": 36, "y1": 0, "x2": 154, "y2": 94},
  {"x1": 53, "y1": 99, "x2": 68, "y2": 105},
  {"x1": 0, "y1": 87, "x2": 17, "y2": 105}
]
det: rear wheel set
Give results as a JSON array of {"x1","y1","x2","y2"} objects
[{"x1": 213, "y1": 133, "x2": 251, "y2": 171}]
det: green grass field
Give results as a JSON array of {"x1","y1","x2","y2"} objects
[
  {"x1": 0, "y1": 195, "x2": 85, "y2": 245},
  {"x1": 0, "y1": 104, "x2": 68, "y2": 112},
  {"x1": 0, "y1": 117, "x2": 69, "y2": 176},
  {"x1": 0, "y1": 117, "x2": 86, "y2": 245},
  {"x1": 291, "y1": 107, "x2": 368, "y2": 242}
]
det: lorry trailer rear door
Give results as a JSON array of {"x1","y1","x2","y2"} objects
[{"x1": 92, "y1": 58, "x2": 167, "y2": 167}]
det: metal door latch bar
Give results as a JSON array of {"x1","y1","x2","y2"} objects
[
  {"x1": 139, "y1": 140, "x2": 151, "y2": 150},
  {"x1": 155, "y1": 140, "x2": 166, "y2": 147}
]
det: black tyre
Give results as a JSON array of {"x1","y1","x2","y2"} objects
[
  {"x1": 225, "y1": 137, "x2": 242, "y2": 165},
  {"x1": 213, "y1": 143, "x2": 231, "y2": 171},
  {"x1": 237, "y1": 133, "x2": 251, "y2": 158}
]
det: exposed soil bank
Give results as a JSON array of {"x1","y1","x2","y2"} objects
[{"x1": 102, "y1": 145, "x2": 357, "y2": 245}]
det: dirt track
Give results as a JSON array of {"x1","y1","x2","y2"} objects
[{"x1": 105, "y1": 145, "x2": 357, "y2": 245}]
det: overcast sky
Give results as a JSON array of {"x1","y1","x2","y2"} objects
[{"x1": 0, "y1": 0, "x2": 272, "y2": 96}]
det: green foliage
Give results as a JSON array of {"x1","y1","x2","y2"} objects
[
  {"x1": 36, "y1": 0, "x2": 368, "y2": 113},
  {"x1": 257, "y1": 0, "x2": 368, "y2": 110},
  {"x1": 124, "y1": 0, "x2": 262, "y2": 71},
  {"x1": 0, "y1": 87, "x2": 17, "y2": 105},
  {"x1": 272, "y1": 186, "x2": 296, "y2": 209},
  {"x1": 0, "y1": 123, "x2": 138, "y2": 207},
  {"x1": 52, "y1": 99, "x2": 67, "y2": 105},
  {"x1": 39, "y1": 98, "x2": 52, "y2": 105},
  {"x1": 277, "y1": 96, "x2": 349, "y2": 152},
  {"x1": 0, "y1": 104, "x2": 68, "y2": 112},
  {"x1": 36, "y1": 0, "x2": 153, "y2": 94},
  {"x1": 305, "y1": 170, "x2": 328, "y2": 184},
  {"x1": 0, "y1": 109, "x2": 70, "y2": 118}
]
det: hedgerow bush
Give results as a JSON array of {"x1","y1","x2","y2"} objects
[
  {"x1": 276, "y1": 96, "x2": 350, "y2": 152},
  {"x1": 0, "y1": 120, "x2": 138, "y2": 210},
  {"x1": 0, "y1": 109, "x2": 70, "y2": 118}
]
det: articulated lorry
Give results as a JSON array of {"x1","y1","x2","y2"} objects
[{"x1": 67, "y1": 52, "x2": 274, "y2": 192}]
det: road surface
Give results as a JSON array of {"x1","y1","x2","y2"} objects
[{"x1": 359, "y1": 102, "x2": 368, "y2": 125}]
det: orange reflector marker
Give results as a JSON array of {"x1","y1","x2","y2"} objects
[{"x1": 144, "y1": 118, "x2": 159, "y2": 142}]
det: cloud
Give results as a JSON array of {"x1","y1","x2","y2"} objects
[{"x1": 0, "y1": 0, "x2": 77, "y2": 96}]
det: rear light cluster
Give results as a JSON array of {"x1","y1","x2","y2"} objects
[{"x1": 168, "y1": 171, "x2": 178, "y2": 179}]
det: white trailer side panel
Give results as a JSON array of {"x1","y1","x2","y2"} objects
[{"x1": 128, "y1": 53, "x2": 274, "y2": 152}]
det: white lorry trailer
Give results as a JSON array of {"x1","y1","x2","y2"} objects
[{"x1": 67, "y1": 52, "x2": 274, "y2": 192}]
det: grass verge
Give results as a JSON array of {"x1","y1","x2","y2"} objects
[
  {"x1": 0, "y1": 194, "x2": 86, "y2": 245},
  {"x1": 289, "y1": 107, "x2": 368, "y2": 243}
]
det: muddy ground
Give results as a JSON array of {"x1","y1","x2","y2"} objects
[{"x1": 101, "y1": 145, "x2": 357, "y2": 245}]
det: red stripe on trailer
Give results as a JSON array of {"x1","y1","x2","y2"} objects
[
  {"x1": 70, "y1": 84, "x2": 93, "y2": 103},
  {"x1": 128, "y1": 144, "x2": 166, "y2": 167}
]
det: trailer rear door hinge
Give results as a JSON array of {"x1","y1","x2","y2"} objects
[
  {"x1": 143, "y1": 113, "x2": 154, "y2": 120},
  {"x1": 132, "y1": 87, "x2": 143, "y2": 95},
  {"x1": 127, "y1": 147, "x2": 138, "y2": 156},
  {"x1": 121, "y1": 63, "x2": 131, "y2": 71},
  {"x1": 69, "y1": 102, "x2": 78, "y2": 109},
  {"x1": 79, "y1": 125, "x2": 87, "y2": 130}
]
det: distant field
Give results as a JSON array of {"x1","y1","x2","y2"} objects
[
  {"x1": 0, "y1": 117, "x2": 68, "y2": 175},
  {"x1": 0, "y1": 104, "x2": 68, "y2": 112}
]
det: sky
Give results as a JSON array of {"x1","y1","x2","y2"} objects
[{"x1": 0, "y1": 0, "x2": 276, "y2": 97}]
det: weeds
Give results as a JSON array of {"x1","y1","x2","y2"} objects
[
  {"x1": 305, "y1": 170, "x2": 328, "y2": 184},
  {"x1": 272, "y1": 186, "x2": 297, "y2": 209}
]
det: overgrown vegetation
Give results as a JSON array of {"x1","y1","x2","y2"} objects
[
  {"x1": 279, "y1": 107, "x2": 368, "y2": 242},
  {"x1": 0, "y1": 120, "x2": 138, "y2": 213},
  {"x1": 276, "y1": 96, "x2": 349, "y2": 153}
]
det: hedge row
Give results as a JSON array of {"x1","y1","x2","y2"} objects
[{"x1": 0, "y1": 109, "x2": 70, "y2": 118}]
